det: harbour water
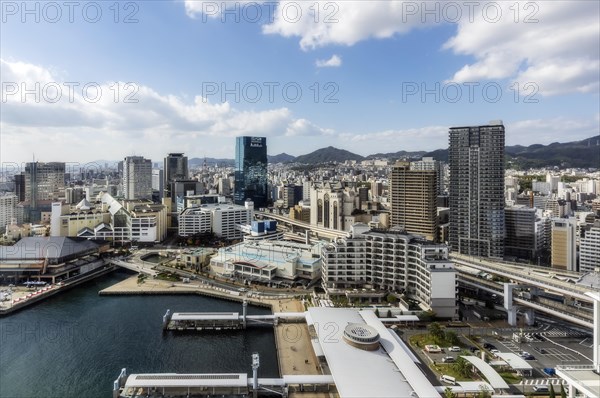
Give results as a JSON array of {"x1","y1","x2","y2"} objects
[{"x1": 0, "y1": 271, "x2": 279, "y2": 398}]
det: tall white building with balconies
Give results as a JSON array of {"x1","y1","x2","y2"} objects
[
  {"x1": 580, "y1": 223, "x2": 600, "y2": 273},
  {"x1": 321, "y1": 226, "x2": 457, "y2": 318}
]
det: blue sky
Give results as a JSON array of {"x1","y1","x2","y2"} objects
[{"x1": 1, "y1": 1, "x2": 599, "y2": 163}]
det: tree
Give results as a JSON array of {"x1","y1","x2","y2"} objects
[
  {"x1": 453, "y1": 356, "x2": 473, "y2": 378},
  {"x1": 386, "y1": 309, "x2": 392, "y2": 318},
  {"x1": 445, "y1": 330, "x2": 460, "y2": 346},
  {"x1": 375, "y1": 308, "x2": 380, "y2": 317},
  {"x1": 386, "y1": 293, "x2": 398, "y2": 304},
  {"x1": 444, "y1": 387, "x2": 456, "y2": 398},
  {"x1": 549, "y1": 383, "x2": 556, "y2": 398},
  {"x1": 428, "y1": 322, "x2": 444, "y2": 344}
]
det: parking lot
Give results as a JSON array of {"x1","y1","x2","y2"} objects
[{"x1": 405, "y1": 320, "x2": 594, "y2": 394}]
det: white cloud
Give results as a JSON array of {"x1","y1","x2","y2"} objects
[
  {"x1": 316, "y1": 54, "x2": 342, "y2": 68},
  {"x1": 183, "y1": 1, "x2": 599, "y2": 97},
  {"x1": 444, "y1": 1, "x2": 600, "y2": 96},
  {"x1": 0, "y1": 59, "x2": 334, "y2": 162},
  {"x1": 285, "y1": 118, "x2": 335, "y2": 136},
  {"x1": 505, "y1": 117, "x2": 599, "y2": 146}
]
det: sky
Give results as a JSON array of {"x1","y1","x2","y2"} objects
[{"x1": 1, "y1": 0, "x2": 599, "y2": 164}]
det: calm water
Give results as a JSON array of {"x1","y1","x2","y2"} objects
[{"x1": 0, "y1": 271, "x2": 278, "y2": 398}]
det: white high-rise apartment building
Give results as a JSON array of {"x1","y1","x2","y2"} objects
[
  {"x1": 0, "y1": 194, "x2": 18, "y2": 233},
  {"x1": 580, "y1": 224, "x2": 600, "y2": 273},
  {"x1": 321, "y1": 226, "x2": 457, "y2": 318}
]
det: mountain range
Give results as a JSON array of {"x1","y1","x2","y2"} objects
[
  {"x1": 265, "y1": 136, "x2": 599, "y2": 168},
  {"x1": 93, "y1": 135, "x2": 599, "y2": 169}
]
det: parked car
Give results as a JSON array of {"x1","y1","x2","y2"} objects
[
  {"x1": 449, "y1": 346, "x2": 461, "y2": 352},
  {"x1": 543, "y1": 368, "x2": 556, "y2": 376},
  {"x1": 524, "y1": 355, "x2": 536, "y2": 360},
  {"x1": 442, "y1": 356, "x2": 455, "y2": 363}
]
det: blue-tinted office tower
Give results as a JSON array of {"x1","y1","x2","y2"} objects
[{"x1": 234, "y1": 136, "x2": 268, "y2": 208}]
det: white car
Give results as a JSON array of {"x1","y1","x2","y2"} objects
[{"x1": 449, "y1": 346, "x2": 461, "y2": 352}]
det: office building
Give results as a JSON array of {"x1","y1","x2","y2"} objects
[
  {"x1": 551, "y1": 217, "x2": 577, "y2": 272},
  {"x1": 389, "y1": 163, "x2": 438, "y2": 242},
  {"x1": 580, "y1": 222, "x2": 600, "y2": 273},
  {"x1": 163, "y1": 153, "x2": 188, "y2": 197},
  {"x1": 152, "y1": 169, "x2": 164, "y2": 199},
  {"x1": 14, "y1": 173, "x2": 26, "y2": 202},
  {"x1": 449, "y1": 121, "x2": 505, "y2": 258},
  {"x1": 410, "y1": 157, "x2": 445, "y2": 196},
  {"x1": 65, "y1": 187, "x2": 86, "y2": 205},
  {"x1": 234, "y1": 137, "x2": 268, "y2": 208},
  {"x1": 282, "y1": 185, "x2": 303, "y2": 208},
  {"x1": 122, "y1": 156, "x2": 152, "y2": 200},
  {"x1": 504, "y1": 206, "x2": 546, "y2": 261},
  {"x1": 23, "y1": 162, "x2": 66, "y2": 207}
]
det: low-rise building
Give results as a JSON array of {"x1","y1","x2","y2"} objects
[
  {"x1": 210, "y1": 240, "x2": 322, "y2": 284},
  {"x1": 178, "y1": 203, "x2": 252, "y2": 240},
  {"x1": 50, "y1": 193, "x2": 168, "y2": 243}
]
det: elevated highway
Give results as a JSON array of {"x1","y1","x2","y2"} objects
[
  {"x1": 451, "y1": 253, "x2": 593, "y2": 304},
  {"x1": 458, "y1": 273, "x2": 594, "y2": 328},
  {"x1": 256, "y1": 211, "x2": 348, "y2": 240}
]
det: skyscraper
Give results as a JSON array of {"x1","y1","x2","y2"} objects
[
  {"x1": 163, "y1": 153, "x2": 188, "y2": 198},
  {"x1": 389, "y1": 163, "x2": 438, "y2": 242},
  {"x1": 24, "y1": 162, "x2": 66, "y2": 208},
  {"x1": 449, "y1": 121, "x2": 505, "y2": 258},
  {"x1": 234, "y1": 137, "x2": 268, "y2": 208},
  {"x1": 122, "y1": 156, "x2": 152, "y2": 200},
  {"x1": 551, "y1": 217, "x2": 577, "y2": 272}
]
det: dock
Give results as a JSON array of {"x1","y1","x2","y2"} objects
[
  {"x1": 162, "y1": 305, "x2": 306, "y2": 331},
  {"x1": 103, "y1": 276, "x2": 331, "y2": 398}
]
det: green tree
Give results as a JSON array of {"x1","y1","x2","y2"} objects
[
  {"x1": 549, "y1": 383, "x2": 556, "y2": 398},
  {"x1": 453, "y1": 356, "x2": 473, "y2": 378},
  {"x1": 428, "y1": 322, "x2": 444, "y2": 344},
  {"x1": 444, "y1": 387, "x2": 456, "y2": 398},
  {"x1": 445, "y1": 330, "x2": 460, "y2": 346},
  {"x1": 386, "y1": 309, "x2": 392, "y2": 318},
  {"x1": 386, "y1": 294, "x2": 398, "y2": 304},
  {"x1": 375, "y1": 308, "x2": 380, "y2": 317}
]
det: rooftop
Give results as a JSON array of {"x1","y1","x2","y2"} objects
[
  {"x1": 0, "y1": 237, "x2": 102, "y2": 261},
  {"x1": 306, "y1": 307, "x2": 440, "y2": 398}
]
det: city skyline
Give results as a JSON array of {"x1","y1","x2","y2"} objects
[{"x1": 1, "y1": 1, "x2": 599, "y2": 163}]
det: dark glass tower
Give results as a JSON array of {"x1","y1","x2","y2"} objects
[
  {"x1": 234, "y1": 136, "x2": 268, "y2": 208},
  {"x1": 163, "y1": 153, "x2": 188, "y2": 198},
  {"x1": 449, "y1": 121, "x2": 505, "y2": 258}
]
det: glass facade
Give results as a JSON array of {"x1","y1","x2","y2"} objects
[{"x1": 234, "y1": 136, "x2": 268, "y2": 208}]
